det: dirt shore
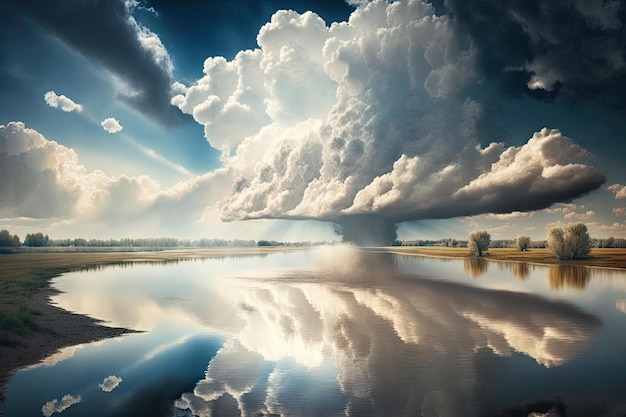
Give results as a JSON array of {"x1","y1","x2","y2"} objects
[{"x1": 0, "y1": 288, "x2": 134, "y2": 399}]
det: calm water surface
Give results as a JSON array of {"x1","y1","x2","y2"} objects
[{"x1": 3, "y1": 247, "x2": 626, "y2": 417}]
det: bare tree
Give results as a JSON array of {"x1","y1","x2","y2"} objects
[
  {"x1": 547, "y1": 222, "x2": 592, "y2": 260},
  {"x1": 468, "y1": 230, "x2": 490, "y2": 257},
  {"x1": 515, "y1": 234, "x2": 531, "y2": 251}
]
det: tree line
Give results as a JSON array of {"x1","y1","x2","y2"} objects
[
  {"x1": 399, "y1": 235, "x2": 626, "y2": 249},
  {"x1": 0, "y1": 230, "x2": 322, "y2": 248}
]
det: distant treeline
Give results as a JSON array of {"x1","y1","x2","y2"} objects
[
  {"x1": 2, "y1": 229, "x2": 625, "y2": 249},
  {"x1": 396, "y1": 237, "x2": 626, "y2": 248},
  {"x1": 0, "y1": 229, "x2": 323, "y2": 248}
]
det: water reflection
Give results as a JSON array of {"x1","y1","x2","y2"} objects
[
  {"x1": 548, "y1": 265, "x2": 590, "y2": 290},
  {"x1": 511, "y1": 262, "x2": 530, "y2": 280},
  {"x1": 170, "y1": 251, "x2": 599, "y2": 417},
  {"x1": 41, "y1": 394, "x2": 81, "y2": 417},
  {"x1": 464, "y1": 257, "x2": 488, "y2": 278},
  {"x1": 99, "y1": 375, "x2": 122, "y2": 392},
  {"x1": 9, "y1": 249, "x2": 612, "y2": 417}
]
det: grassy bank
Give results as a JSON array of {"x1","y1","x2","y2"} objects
[{"x1": 389, "y1": 247, "x2": 626, "y2": 270}]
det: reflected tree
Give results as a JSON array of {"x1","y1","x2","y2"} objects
[
  {"x1": 464, "y1": 257, "x2": 488, "y2": 278},
  {"x1": 548, "y1": 265, "x2": 590, "y2": 290},
  {"x1": 512, "y1": 263, "x2": 530, "y2": 280}
]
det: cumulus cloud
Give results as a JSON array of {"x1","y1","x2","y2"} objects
[
  {"x1": 613, "y1": 208, "x2": 626, "y2": 216},
  {"x1": 41, "y1": 394, "x2": 81, "y2": 417},
  {"x1": 0, "y1": 121, "x2": 229, "y2": 234},
  {"x1": 8, "y1": 0, "x2": 187, "y2": 126},
  {"x1": 609, "y1": 184, "x2": 626, "y2": 199},
  {"x1": 173, "y1": 1, "x2": 605, "y2": 244},
  {"x1": 43, "y1": 91, "x2": 83, "y2": 112},
  {"x1": 100, "y1": 117, "x2": 123, "y2": 134},
  {"x1": 485, "y1": 211, "x2": 535, "y2": 220},
  {"x1": 564, "y1": 210, "x2": 595, "y2": 220},
  {"x1": 99, "y1": 375, "x2": 122, "y2": 392}
]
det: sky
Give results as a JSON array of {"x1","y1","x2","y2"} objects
[{"x1": 0, "y1": 0, "x2": 625, "y2": 244}]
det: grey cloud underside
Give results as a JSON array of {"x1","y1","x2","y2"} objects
[{"x1": 8, "y1": 0, "x2": 188, "y2": 126}]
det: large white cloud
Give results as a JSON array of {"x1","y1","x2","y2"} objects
[
  {"x1": 173, "y1": 0, "x2": 605, "y2": 242},
  {"x1": 0, "y1": 121, "x2": 230, "y2": 234}
]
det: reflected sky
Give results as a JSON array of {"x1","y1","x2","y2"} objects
[{"x1": 3, "y1": 248, "x2": 626, "y2": 417}]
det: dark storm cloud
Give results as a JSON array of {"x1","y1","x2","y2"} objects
[
  {"x1": 443, "y1": 0, "x2": 626, "y2": 109},
  {"x1": 6, "y1": 0, "x2": 189, "y2": 126}
]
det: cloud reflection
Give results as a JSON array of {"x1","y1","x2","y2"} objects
[
  {"x1": 47, "y1": 249, "x2": 601, "y2": 417},
  {"x1": 99, "y1": 375, "x2": 122, "y2": 392},
  {"x1": 41, "y1": 394, "x2": 81, "y2": 417},
  {"x1": 174, "y1": 249, "x2": 600, "y2": 417},
  {"x1": 548, "y1": 265, "x2": 590, "y2": 290}
]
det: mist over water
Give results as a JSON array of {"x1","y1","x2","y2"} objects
[{"x1": 332, "y1": 215, "x2": 399, "y2": 246}]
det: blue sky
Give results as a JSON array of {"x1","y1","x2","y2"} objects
[{"x1": 1, "y1": 0, "x2": 625, "y2": 243}]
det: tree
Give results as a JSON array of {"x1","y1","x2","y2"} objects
[
  {"x1": 547, "y1": 222, "x2": 592, "y2": 260},
  {"x1": 515, "y1": 234, "x2": 531, "y2": 251},
  {"x1": 468, "y1": 230, "x2": 490, "y2": 257},
  {"x1": 564, "y1": 222, "x2": 592, "y2": 260},
  {"x1": 547, "y1": 227, "x2": 567, "y2": 260},
  {"x1": 23, "y1": 232, "x2": 49, "y2": 247},
  {"x1": 0, "y1": 229, "x2": 21, "y2": 247}
]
